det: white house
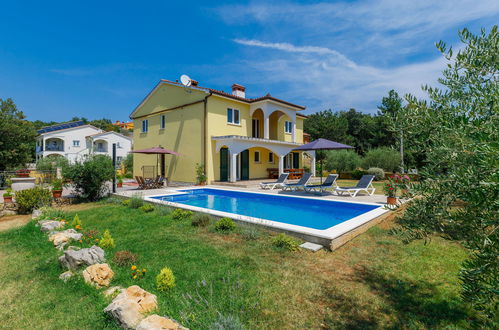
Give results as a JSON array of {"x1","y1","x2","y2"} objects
[{"x1": 35, "y1": 121, "x2": 132, "y2": 163}]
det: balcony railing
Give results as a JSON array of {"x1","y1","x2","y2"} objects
[
  {"x1": 94, "y1": 148, "x2": 108, "y2": 153},
  {"x1": 44, "y1": 146, "x2": 64, "y2": 151}
]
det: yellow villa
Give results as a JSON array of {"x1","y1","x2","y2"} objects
[{"x1": 130, "y1": 78, "x2": 316, "y2": 183}]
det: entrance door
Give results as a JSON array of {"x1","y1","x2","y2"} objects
[
  {"x1": 293, "y1": 152, "x2": 300, "y2": 169},
  {"x1": 240, "y1": 149, "x2": 249, "y2": 180},
  {"x1": 220, "y1": 147, "x2": 229, "y2": 181}
]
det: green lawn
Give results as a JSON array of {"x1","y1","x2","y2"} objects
[{"x1": 0, "y1": 202, "x2": 476, "y2": 329}]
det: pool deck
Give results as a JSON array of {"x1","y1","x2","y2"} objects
[
  {"x1": 114, "y1": 182, "x2": 387, "y2": 205},
  {"x1": 113, "y1": 181, "x2": 394, "y2": 251}
]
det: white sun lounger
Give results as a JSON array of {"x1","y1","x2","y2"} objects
[
  {"x1": 282, "y1": 172, "x2": 313, "y2": 191},
  {"x1": 260, "y1": 173, "x2": 289, "y2": 190},
  {"x1": 335, "y1": 175, "x2": 376, "y2": 197}
]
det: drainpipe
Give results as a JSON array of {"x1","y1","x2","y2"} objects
[{"x1": 203, "y1": 93, "x2": 212, "y2": 179}]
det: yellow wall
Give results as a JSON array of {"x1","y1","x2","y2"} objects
[
  {"x1": 131, "y1": 82, "x2": 307, "y2": 183},
  {"x1": 132, "y1": 84, "x2": 207, "y2": 183},
  {"x1": 205, "y1": 96, "x2": 251, "y2": 182},
  {"x1": 248, "y1": 147, "x2": 276, "y2": 179}
]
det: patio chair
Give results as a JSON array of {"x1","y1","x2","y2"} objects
[
  {"x1": 135, "y1": 176, "x2": 147, "y2": 190},
  {"x1": 156, "y1": 176, "x2": 166, "y2": 188},
  {"x1": 335, "y1": 175, "x2": 376, "y2": 197},
  {"x1": 304, "y1": 174, "x2": 338, "y2": 194},
  {"x1": 260, "y1": 173, "x2": 289, "y2": 190},
  {"x1": 282, "y1": 172, "x2": 313, "y2": 191}
]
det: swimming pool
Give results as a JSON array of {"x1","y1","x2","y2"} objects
[{"x1": 145, "y1": 187, "x2": 388, "y2": 248}]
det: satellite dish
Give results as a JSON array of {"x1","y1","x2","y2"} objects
[{"x1": 180, "y1": 74, "x2": 191, "y2": 86}]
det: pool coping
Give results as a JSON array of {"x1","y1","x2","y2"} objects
[{"x1": 143, "y1": 187, "x2": 390, "y2": 249}]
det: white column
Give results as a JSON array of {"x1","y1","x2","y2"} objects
[
  {"x1": 278, "y1": 155, "x2": 285, "y2": 175},
  {"x1": 264, "y1": 116, "x2": 270, "y2": 139},
  {"x1": 292, "y1": 121, "x2": 296, "y2": 143},
  {"x1": 310, "y1": 151, "x2": 316, "y2": 177},
  {"x1": 230, "y1": 152, "x2": 238, "y2": 182}
]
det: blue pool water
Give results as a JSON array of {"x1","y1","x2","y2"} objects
[{"x1": 150, "y1": 188, "x2": 379, "y2": 230}]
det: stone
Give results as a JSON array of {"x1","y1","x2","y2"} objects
[
  {"x1": 299, "y1": 242, "x2": 323, "y2": 252},
  {"x1": 49, "y1": 229, "x2": 82, "y2": 247},
  {"x1": 32, "y1": 209, "x2": 42, "y2": 219},
  {"x1": 104, "y1": 286, "x2": 123, "y2": 297},
  {"x1": 59, "y1": 245, "x2": 105, "y2": 270},
  {"x1": 59, "y1": 271, "x2": 74, "y2": 282},
  {"x1": 136, "y1": 315, "x2": 188, "y2": 330},
  {"x1": 83, "y1": 263, "x2": 114, "y2": 288},
  {"x1": 104, "y1": 285, "x2": 158, "y2": 329},
  {"x1": 39, "y1": 220, "x2": 65, "y2": 232},
  {"x1": 0, "y1": 210, "x2": 17, "y2": 217}
]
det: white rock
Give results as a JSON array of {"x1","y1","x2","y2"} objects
[
  {"x1": 136, "y1": 315, "x2": 188, "y2": 330},
  {"x1": 32, "y1": 209, "x2": 42, "y2": 219},
  {"x1": 39, "y1": 220, "x2": 65, "y2": 232},
  {"x1": 48, "y1": 229, "x2": 82, "y2": 248},
  {"x1": 59, "y1": 245, "x2": 105, "y2": 270},
  {"x1": 103, "y1": 286, "x2": 123, "y2": 297},
  {"x1": 104, "y1": 285, "x2": 157, "y2": 329},
  {"x1": 59, "y1": 271, "x2": 74, "y2": 282}
]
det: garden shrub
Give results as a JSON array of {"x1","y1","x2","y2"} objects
[
  {"x1": 171, "y1": 208, "x2": 193, "y2": 221},
  {"x1": 191, "y1": 213, "x2": 212, "y2": 227},
  {"x1": 351, "y1": 169, "x2": 367, "y2": 180},
  {"x1": 99, "y1": 229, "x2": 115, "y2": 249},
  {"x1": 211, "y1": 314, "x2": 244, "y2": 330},
  {"x1": 367, "y1": 167, "x2": 385, "y2": 181},
  {"x1": 156, "y1": 267, "x2": 175, "y2": 291},
  {"x1": 38, "y1": 206, "x2": 69, "y2": 220},
  {"x1": 36, "y1": 156, "x2": 68, "y2": 171},
  {"x1": 71, "y1": 214, "x2": 82, "y2": 229},
  {"x1": 113, "y1": 250, "x2": 138, "y2": 267},
  {"x1": 14, "y1": 186, "x2": 52, "y2": 214},
  {"x1": 139, "y1": 203, "x2": 155, "y2": 213},
  {"x1": 101, "y1": 196, "x2": 122, "y2": 204},
  {"x1": 128, "y1": 196, "x2": 144, "y2": 209},
  {"x1": 271, "y1": 233, "x2": 300, "y2": 251},
  {"x1": 240, "y1": 226, "x2": 261, "y2": 240},
  {"x1": 325, "y1": 150, "x2": 361, "y2": 172},
  {"x1": 62, "y1": 155, "x2": 114, "y2": 201},
  {"x1": 214, "y1": 217, "x2": 236, "y2": 232},
  {"x1": 361, "y1": 147, "x2": 401, "y2": 172},
  {"x1": 156, "y1": 205, "x2": 172, "y2": 216},
  {"x1": 121, "y1": 199, "x2": 131, "y2": 207}
]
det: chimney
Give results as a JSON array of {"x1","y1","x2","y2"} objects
[
  {"x1": 231, "y1": 84, "x2": 246, "y2": 98},
  {"x1": 191, "y1": 79, "x2": 199, "y2": 87}
]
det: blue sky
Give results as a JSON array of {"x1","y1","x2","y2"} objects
[{"x1": 1, "y1": 0, "x2": 498, "y2": 122}]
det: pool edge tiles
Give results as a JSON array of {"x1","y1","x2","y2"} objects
[{"x1": 143, "y1": 187, "x2": 390, "y2": 250}]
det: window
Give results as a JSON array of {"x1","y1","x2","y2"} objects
[
  {"x1": 285, "y1": 121, "x2": 293, "y2": 134},
  {"x1": 160, "y1": 115, "x2": 166, "y2": 129},
  {"x1": 73, "y1": 140, "x2": 80, "y2": 147},
  {"x1": 142, "y1": 119, "x2": 148, "y2": 133},
  {"x1": 227, "y1": 108, "x2": 240, "y2": 125},
  {"x1": 116, "y1": 142, "x2": 122, "y2": 148},
  {"x1": 254, "y1": 151, "x2": 260, "y2": 163},
  {"x1": 117, "y1": 156, "x2": 123, "y2": 164},
  {"x1": 268, "y1": 152, "x2": 274, "y2": 163}
]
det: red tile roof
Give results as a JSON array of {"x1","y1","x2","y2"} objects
[{"x1": 159, "y1": 79, "x2": 306, "y2": 110}]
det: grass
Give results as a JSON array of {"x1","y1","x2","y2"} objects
[{"x1": 0, "y1": 203, "x2": 477, "y2": 329}]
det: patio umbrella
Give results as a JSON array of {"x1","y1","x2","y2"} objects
[
  {"x1": 293, "y1": 138, "x2": 354, "y2": 183},
  {"x1": 131, "y1": 146, "x2": 180, "y2": 178}
]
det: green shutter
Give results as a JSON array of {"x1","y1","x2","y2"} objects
[
  {"x1": 220, "y1": 148, "x2": 228, "y2": 181},
  {"x1": 293, "y1": 152, "x2": 300, "y2": 169},
  {"x1": 241, "y1": 149, "x2": 249, "y2": 180}
]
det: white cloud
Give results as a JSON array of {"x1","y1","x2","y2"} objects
[
  {"x1": 209, "y1": 0, "x2": 498, "y2": 112},
  {"x1": 225, "y1": 39, "x2": 446, "y2": 112}
]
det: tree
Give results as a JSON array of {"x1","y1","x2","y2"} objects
[
  {"x1": 0, "y1": 98, "x2": 37, "y2": 170},
  {"x1": 393, "y1": 26, "x2": 498, "y2": 322},
  {"x1": 378, "y1": 90, "x2": 406, "y2": 171},
  {"x1": 62, "y1": 154, "x2": 115, "y2": 201}
]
